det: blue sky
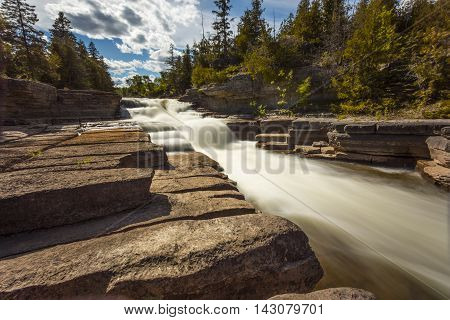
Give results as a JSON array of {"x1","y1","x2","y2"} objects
[{"x1": 30, "y1": 1, "x2": 299, "y2": 86}]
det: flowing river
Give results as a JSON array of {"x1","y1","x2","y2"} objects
[{"x1": 123, "y1": 98, "x2": 450, "y2": 300}]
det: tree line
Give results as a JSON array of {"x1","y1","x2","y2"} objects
[
  {"x1": 0, "y1": 0, "x2": 114, "y2": 91},
  {"x1": 124, "y1": 0, "x2": 448, "y2": 118}
]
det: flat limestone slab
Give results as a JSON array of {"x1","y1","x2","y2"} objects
[
  {"x1": 0, "y1": 214, "x2": 323, "y2": 300},
  {"x1": 0, "y1": 168, "x2": 154, "y2": 236}
]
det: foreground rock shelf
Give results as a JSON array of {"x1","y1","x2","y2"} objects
[{"x1": 0, "y1": 124, "x2": 324, "y2": 299}]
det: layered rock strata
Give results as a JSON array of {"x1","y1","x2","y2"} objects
[
  {"x1": 0, "y1": 125, "x2": 162, "y2": 236},
  {"x1": 0, "y1": 125, "x2": 324, "y2": 299},
  {"x1": 0, "y1": 78, "x2": 121, "y2": 124}
]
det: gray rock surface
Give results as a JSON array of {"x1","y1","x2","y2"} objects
[
  {"x1": 0, "y1": 128, "x2": 159, "y2": 235},
  {"x1": 0, "y1": 78, "x2": 121, "y2": 124},
  {"x1": 0, "y1": 213, "x2": 323, "y2": 300},
  {"x1": 269, "y1": 288, "x2": 376, "y2": 300}
]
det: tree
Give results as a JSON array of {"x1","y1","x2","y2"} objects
[
  {"x1": 0, "y1": 0, "x2": 47, "y2": 79},
  {"x1": 88, "y1": 41, "x2": 100, "y2": 60},
  {"x1": 235, "y1": 0, "x2": 267, "y2": 59},
  {"x1": 49, "y1": 12, "x2": 89, "y2": 89},
  {"x1": 212, "y1": 0, "x2": 233, "y2": 68},
  {"x1": 404, "y1": 0, "x2": 449, "y2": 113},
  {"x1": 50, "y1": 11, "x2": 74, "y2": 40},
  {"x1": 180, "y1": 44, "x2": 193, "y2": 92},
  {"x1": 332, "y1": 0, "x2": 401, "y2": 114}
]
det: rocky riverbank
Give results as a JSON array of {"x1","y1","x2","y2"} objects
[
  {"x1": 0, "y1": 123, "x2": 334, "y2": 299},
  {"x1": 213, "y1": 115, "x2": 450, "y2": 190}
]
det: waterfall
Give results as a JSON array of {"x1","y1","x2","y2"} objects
[{"x1": 123, "y1": 98, "x2": 450, "y2": 300}]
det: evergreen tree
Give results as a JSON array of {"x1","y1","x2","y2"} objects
[
  {"x1": 405, "y1": 0, "x2": 449, "y2": 112},
  {"x1": 49, "y1": 12, "x2": 88, "y2": 89},
  {"x1": 235, "y1": 0, "x2": 267, "y2": 59},
  {"x1": 84, "y1": 41, "x2": 114, "y2": 91},
  {"x1": 212, "y1": 0, "x2": 233, "y2": 68},
  {"x1": 50, "y1": 11, "x2": 74, "y2": 40},
  {"x1": 88, "y1": 41, "x2": 99, "y2": 60},
  {"x1": 181, "y1": 44, "x2": 193, "y2": 91},
  {"x1": 332, "y1": 0, "x2": 401, "y2": 114},
  {"x1": 0, "y1": 0, "x2": 47, "y2": 79}
]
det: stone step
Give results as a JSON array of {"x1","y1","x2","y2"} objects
[
  {"x1": 255, "y1": 133, "x2": 289, "y2": 143},
  {"x1": 0, "y1": 128, "x2": 164, "y2": 236},
  {"x1": 256, "y1": 141, "x2": 290, "y2": 151}
]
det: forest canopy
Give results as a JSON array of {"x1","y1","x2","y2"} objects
[
  {"x1": 1, "y1": 0, "x2": 449, "y2": 117},
  {"x1": 0, "y1": 0, "x2": 114, "y2": 91}
]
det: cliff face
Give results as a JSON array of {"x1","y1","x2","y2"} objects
[
  {"x1": 181, "y1": 68, "x2": 336, "y2": 114},
  {"x1": 0, "y1": 78, "x2": 121, "y2": 124}
]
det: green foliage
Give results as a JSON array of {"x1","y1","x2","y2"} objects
[
  {"x1": 296, "y1": 76, "x2": 312, "y2": 107},
  {"x1": 116, "y1": 75, "x2": 165, "y2": 98},
  {"x1": 249, "y1": 100, "x2": 267, "y2": 118},
  {"x1": 0, "y1": 3, "x2": 113, "y2": 91},
  {"x1": 192, "y1": 65, "x2": 239, "y2": 88},
  {"x1": 275, "y1": 69, "x2": 294, "y2": 110},
  {"x1": 235, "y1": 0, "x2": 267, "y2": 59},
  {"x1": 243, "y1": 43, "x2": 276, "y2": 82},
  {"x1": 0, "y1": 0, "x2": 48, "y2": 80},
  {"x1": 212, "y1": 0, "x2": 233, "y2": 68},
  {"x1": 406, "y1": 0, "x2": 449, "y2": 107},
  {"x1": 332, "y1": 0, "x2": 401, "y2": 114}
]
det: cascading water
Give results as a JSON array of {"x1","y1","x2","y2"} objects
[{"x1": 123, "y1": 98, "x2": 450, "y2": 299}]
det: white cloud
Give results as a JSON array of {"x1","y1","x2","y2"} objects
[
  {"x1": 105, "y1": 58, "x2": 166, "y2": 75},
  {"x1": 30, "y1": 0, "x2": 203, "y2": 54}
]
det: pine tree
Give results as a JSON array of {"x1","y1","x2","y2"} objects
[
  {"x1": 88, "y1": 41, "x2": 100, "y2": 60},
  {"x1": 50, "y1": 11, "x2": 74, "y2": 40},
  {"x1": 0, "y1": 0, "x2": 46, "y2": 79},
  {"x1": 405, "y1": 0, "x2": 449, "y2": 112},
  {"x1": 181, "y1": 44, "x2": 193, "y2": 92},
  {"x1": 235, "y1": 0, "x2": 267, "y2": 59},
  {"x1": 49, "y1": 12, "x2": 88, "y2": 89},
  {"x1": 332, "y1": 0, "x2": 401, "y2": 114},
  {"x1": 212, "y1": 0, "x2": 233, "y2": 68}
]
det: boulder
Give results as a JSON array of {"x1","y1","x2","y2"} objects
[
  {"x1": 426, "y1": 136, "x2": 449, "y2": 152},
  {"x1": 269, "y1": 288, "x2": 376, "y2": 300},
  {"x1": 442, "y1": 127, "x2": 450, "y2": 139},
  {"x1": 417, "y1": 160, "x2": 450, "y2": 191},
  {"x1": 0, "y1": 214, "x2": 323, "y2": 300}
]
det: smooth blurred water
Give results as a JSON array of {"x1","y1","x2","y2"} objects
[{"x1": 124, "y1": 98, "x2": 450, "y2": 299}]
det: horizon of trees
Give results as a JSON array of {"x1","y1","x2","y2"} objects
[
  {"x1": 0, "y1": 0, "x2": 114, "y2": 91},
  {"x1": 123, "y1": 0, "x2": 448, "y2": 118},
  {"x1": 1, "y1": 0, "x2": 448, "y2": 118}
]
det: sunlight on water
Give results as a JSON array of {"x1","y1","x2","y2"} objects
[{"x1": 123, "y1": 98, "x2": 450, "y2": 300}]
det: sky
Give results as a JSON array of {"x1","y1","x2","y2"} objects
[{"x1": 28, "y1": 0, "x2": 299, "y2": 86}]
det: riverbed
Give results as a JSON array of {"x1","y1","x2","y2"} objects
[{"x1": 124, "y1": 98, "x2": 450, "y2": 300}]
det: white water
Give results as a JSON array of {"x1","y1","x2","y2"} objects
[{"x1": 124, "y1": 98, "x2": 450, "y2": 299}]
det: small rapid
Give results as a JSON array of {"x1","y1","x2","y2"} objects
[{"x1": 123, "y1": 98, "x2": 450, "y2": 299}]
